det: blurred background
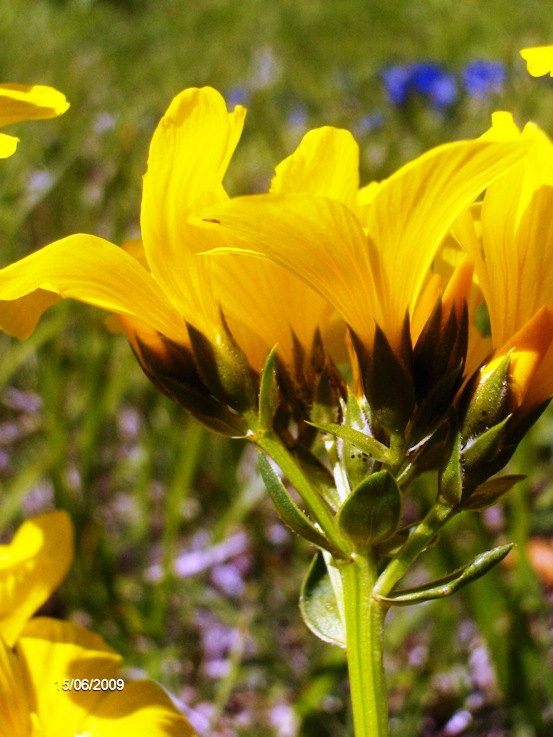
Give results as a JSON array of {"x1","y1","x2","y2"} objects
[{"x1": 2, "y1": 1, "x2": 553, "y2": 735}]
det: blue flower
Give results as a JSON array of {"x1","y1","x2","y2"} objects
[
  {"x1": 381, "y1": 62, "x2": 458, "y2": 110},
  {"x1": 380, "y1": 64, "x2": 415, "y2": 106},
  {"x1": 409, "y1": 62, "x2": 458, "y2": 109},
  {"x1": 462, "y1": 60, "x2": 506, "y2": 99}
]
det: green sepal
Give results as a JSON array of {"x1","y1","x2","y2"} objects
[
  {"x1": 462, "y1": 474, "x2": 526, "y2": 511},
  {"x1": 299, "y1": 550, "x2": 345, "y2": 647},
  {"x1": 309, "y1": 421, "x2": 391, "y2": 464},
  {"x1": 257, "y1": 346, "x2": 279, "y2": 432},
  {"x1": 460, "y1": 354, "x2": 511, "y2": 440},
  {"x1": 375, "y1": 543, "x2": 514, "y2": 606},
  {"x1": 437, "y1": 411, "x2": 462, "y2": 508},
  {"x1": 461, "y1": 414, "x2": 511, "y2": 480},
  {"x1": 337, "y1": 470, "x2": 402, "y2": 552},
  {"x1": 257, "y1": 453, "x2": 339, "y2": 555}
]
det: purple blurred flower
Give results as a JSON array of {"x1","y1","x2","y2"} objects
[{"x1": 462, "y1": 60, "x2": 506, "y2": 99}]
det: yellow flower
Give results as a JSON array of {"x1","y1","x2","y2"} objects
[
  {"x1": 456, "y1": 112, "x2": 553, "y2": 412},
  {"x1": 0, "y1": 84, "x2": 69, "y2": 158},
  {"x1": 0, "y1": 87, "x2": 341, "y2": 428},
  {"x1": 520, "y1": 45, "x2": 553, "y2": 77},
  {"x1": 199, "y1": 125, "x2": 526, "y2": 363},
  {"x1": 0, "y1": 512, "x2": 73, "y2": 647},
  {"x1": 0, "y1": 617, "x2": 196, "y2": 736}
]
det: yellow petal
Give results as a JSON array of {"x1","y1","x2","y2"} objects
[
  {"x1": 17, "y1": 618, "x2": 122, "y2": 736},
  {"x1": 483, "y1": 306, "x2": 553, "y2": 412},
  {"x1": 363, "y1": 138, "x2": 528, "y2": 351},
  {"x1": 0, "y1": 132, "x2": 19, "y2": 159},
  {"x1": 270, "y1": 126, "x2": 360, "y2": 212},
  {"x1": 201, "y1": 138, "x2": 527, "y2": 353},
  {"x1": 476, "y1": 121, "x2": 553, "y2": 346},
  {"x1": 0, "y1": 84, "x2": 69, "y2": 127},
  {"x1": 0, "y1": 637, "x2": 32, "y2": 737},
  {"x1": 82, "y1": 681, "x2": 197, "y2": 737},
  {"x1": 141, "y1": 87, "x2": 245, "y2": 332},
  {"x1": 210, "y1": 252, "x2": 340, "y2": 370},
  {"x1": 0, "y1": 512, "x2": 73, "y2": 647},
  {"x1": 520, "y1": 45, "x2": 553, "y2": 77},
  {"x1": 0, "y1": 234, "x2": 184, "y2": 340},
  {"x1": 200, "y1": 193, "x2": 376, "y2": 344}
]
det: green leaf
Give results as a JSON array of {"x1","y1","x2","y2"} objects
[
  {"x1": 257, "y1": 345, "x2": 279, "y2": 432},
  {"x1": 337, "y1": 470, "x2": 402, "y2": 551},
  {"x1": 299, "y1": 551, "x2": 345, "y2": 647},
  {"x1": 309, "y1": 421, "x2": 391, "y2": 464},
  {"x1": 375, "y1": 543, "x2": 515, "y2": 605},
  {"x1": 257, "y1": 453, "x2": 338, "y2": 555}
]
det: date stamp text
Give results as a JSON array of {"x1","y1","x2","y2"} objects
[{"x1": 55, "y1": 678, "x2": 125, "y2": 692}]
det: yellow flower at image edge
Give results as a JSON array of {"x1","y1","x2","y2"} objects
[
  {"x1": 520, "y1": 45, "x2": 553, "y2": 77},
  {"x1": 0, "y1": 617, "x2": 196, "y2": 737},
  {"x1": 0, "y1": 511, "x2": 73, "y2": 647},
  {"x1": 0, "y1": 83, "x2": 69, "y2": 158}
]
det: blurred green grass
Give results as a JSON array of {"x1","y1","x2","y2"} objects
[{"x1": 2, "y1": 1, "x2": 553, "y2": 735}]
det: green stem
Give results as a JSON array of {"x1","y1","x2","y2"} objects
[
  {"x1": 254, "y1": 431, "x2": 348, "y2": 556},
  {"x1": 373, "y1": 501, "x2": 455, "y2": 599},
  {"x1": 338, "y1": 553, "x2": 389, "y2": 737}
]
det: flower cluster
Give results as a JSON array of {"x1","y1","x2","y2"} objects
[
  {"x1": 381, "y1": 59, "x2": 506, "y2": 110},
  {"x1": 1, "y1": 42, "x2": 553, "y2": 737},
  {"x1": 0, "y1": 52, "x2": 551, "y2": 539},
  {"x1": 0, "y1": 512, "x2": 196, "y2": 736},
  {"x1": 0, "y1": 46, "x2": 552, "y2": 607}
]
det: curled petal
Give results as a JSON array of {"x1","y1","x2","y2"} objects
[
  {"x1": 0, "y1": 511, "x2": 73, "y2": 646},
  {"x1": 0, "y1": 234, "x2": 184, "y2": 340},
  {"x1": 0, "y1": 83, "x2": 69, "y2": 126},
  {"x1": 520, "y1": 46, "x2": 553, "y2": 77}
]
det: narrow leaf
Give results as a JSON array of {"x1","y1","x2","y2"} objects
[
  {"x1": 299, "y1": 550, "x2": 345, "y2": 647},
  {"x1": 257, "y1": 453, "x2": 338, "y2": 554},
  {"x1": 376, "y1": 543, "x2": 515, "y2": 605},
  {"x1": 309, "y1": 421, "x2": 391, "y2": 463}
]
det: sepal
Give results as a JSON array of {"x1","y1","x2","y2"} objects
[
  {"x1": 131, "y1": 332, "x2": 248, "y2": 436},
  {"x1": 375, "y1": 543, "x2": 514, "y2": 606},
  {"x1": 460, "y1": 354, "x2": 511, "y2": 440},
  {"x1": 437, "y1": 410, "x2": 462, "y2": 507},
  {"x1": 349, "y1": 320, "x2": 415, "y2": 434},
  {"x1": 257, "y1": 345, "x2": 280, "y2": 432},
  {"x1": 186, "y1": 315, "x2": 256, "y2": 413},
  {"x1": 461, "y1": 474, "x2": 526, "y2": 511}
]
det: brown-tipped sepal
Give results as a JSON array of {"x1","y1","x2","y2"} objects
[
  {"x1": 350, "y1": 318, "x2": 415, "y2": 434},
  {"x1": 186, "y1": 315, "x2": 256, "y2": 415},
  {"x1": 131, "y1": 331, "x2": 248, "y2": 436}
]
